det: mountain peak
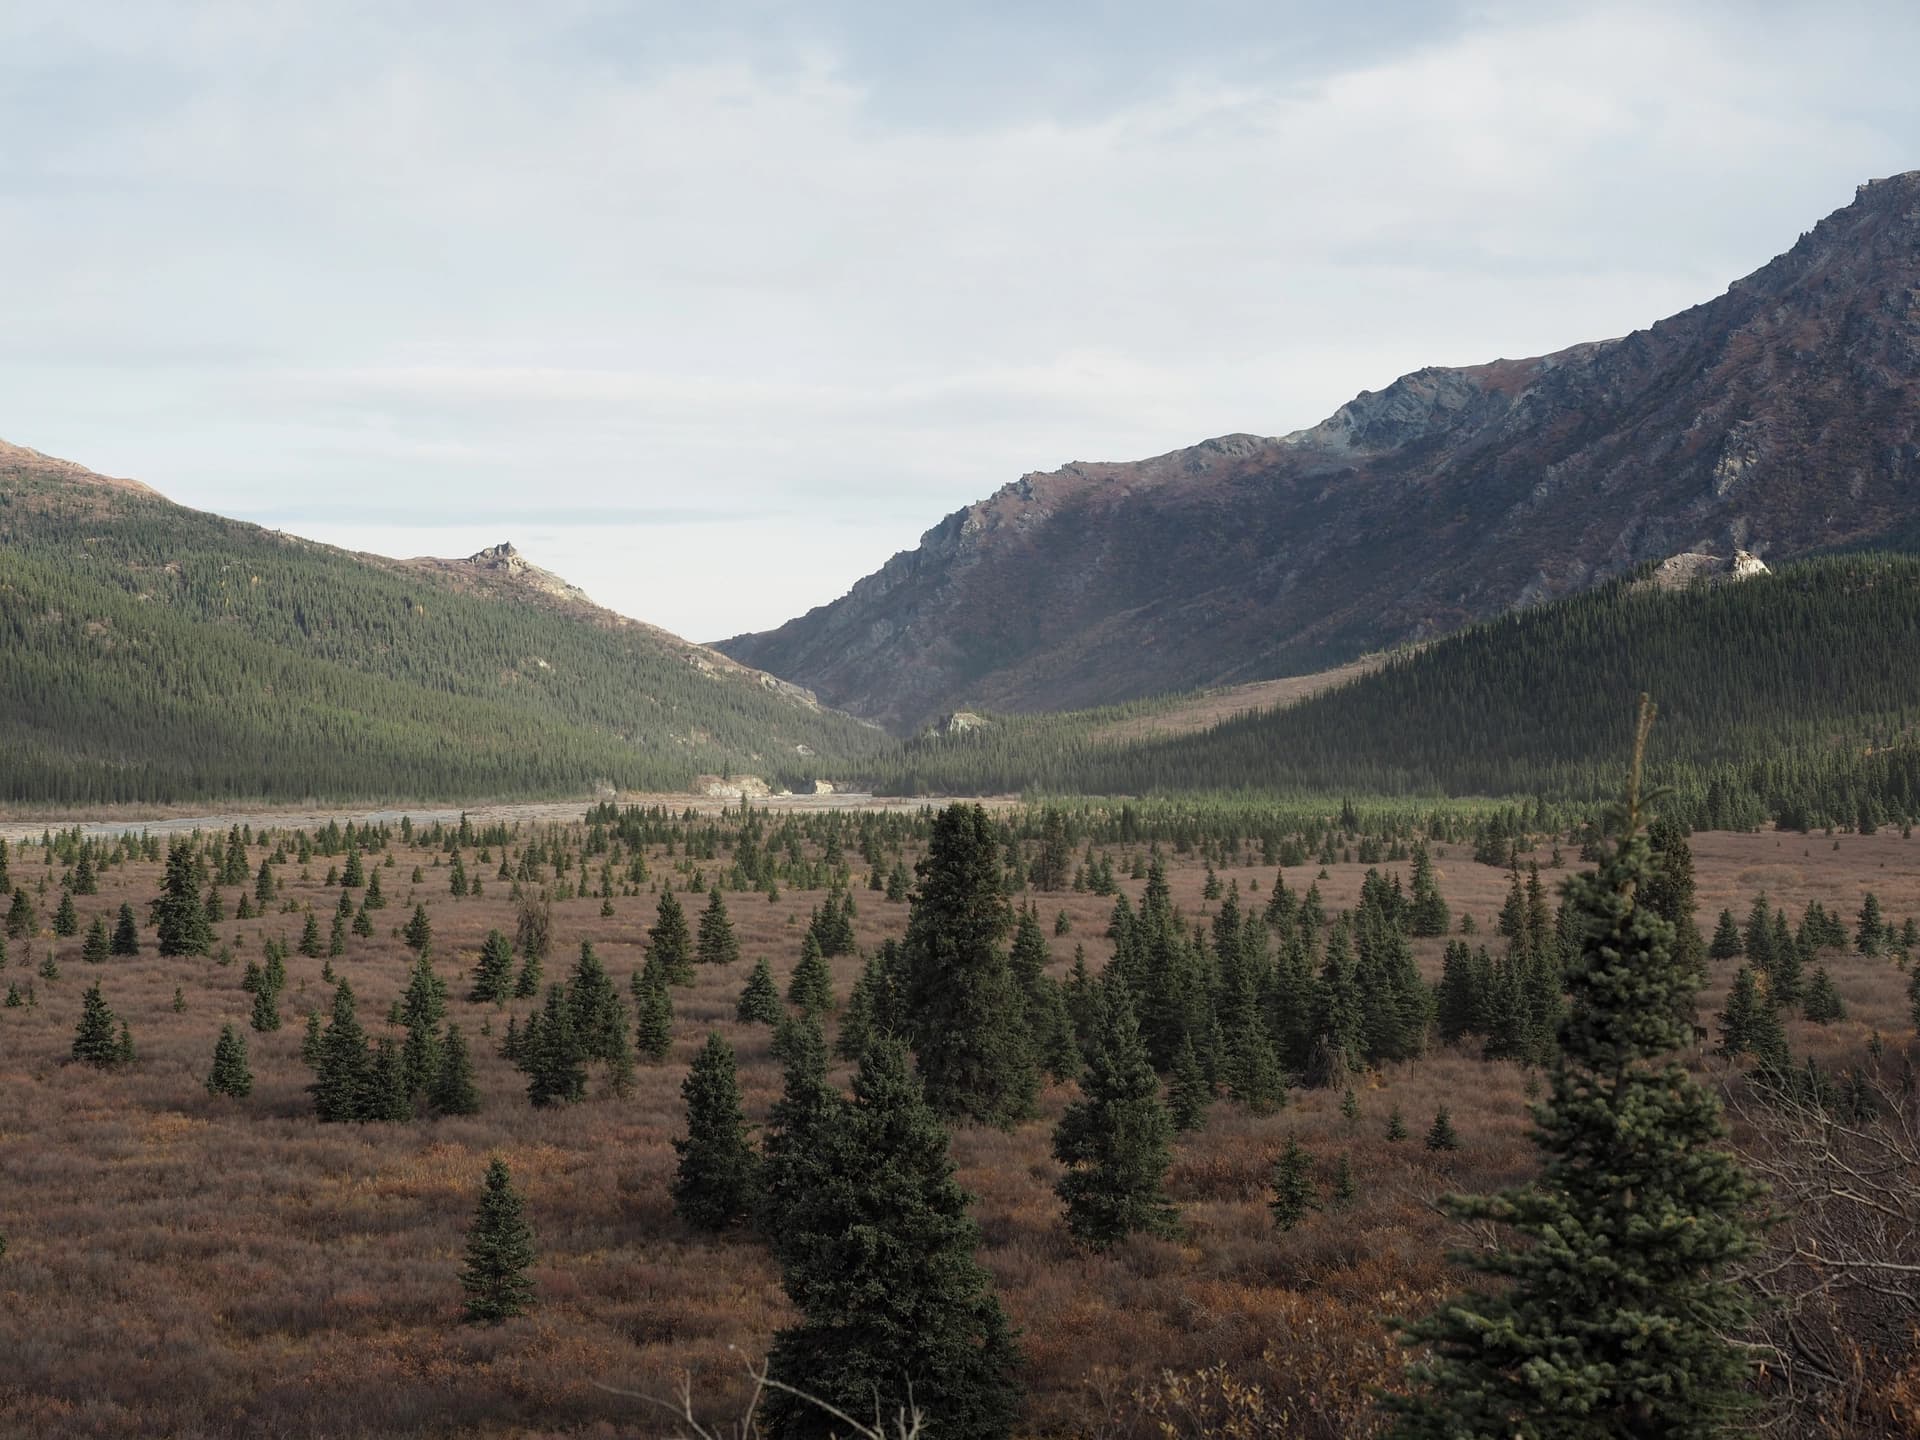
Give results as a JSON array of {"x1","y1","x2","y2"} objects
[
  {"x1": 0, "y1": 438, "x2": 158, "y2": 496},
  {"x1": 720, "y1": 172, "x2": 1920, "y2": 732}
]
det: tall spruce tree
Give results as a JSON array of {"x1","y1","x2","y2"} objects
[
  {"x1": 757, "y1": 1012, "x2": 841, "y2": 1260},
  {"x1": 430, "y1": 1023, "x2": 482, "y2": 1115},
  {"x1": 310, "y1": 979, "x2": 373, "y2": 1122},
  {"x1": 900, "y1": 804, "x2": 1038, "y2": 1127},
  {"x1": 648, "y1": 888, "x2": 695, "y2": 985},
  {"x1": 152, "y1": 839, "x2": 214, "y2": 957},
  {"x1": 110, "y1": 902, "x2": 140, "y2": 956},
  {"x1": 460, "y1": 1158, "x2": 536, "y2": 1323},
  {"x1": 763, "y1": 1037, "x2": 1024, "y2": 1440},
  {"x1": 634, "y1": 964, "x2": 674, "y2": 1061},
  {"x1": 1052, "y1": 977, "x2": 1178, "y2": 1247},
  {"x1": 1388, "y1": 709, "x2": 1763, "y2": 1440},
  {"x1": 523, "y1": 984, "x2": 587, "y2": 1108},
  {"x1": 787, "y1": 931, "x2": 835, "y2": 1017},
  {"x1": 671, "y1": 1032, "x2": 757, "y2": 1231}
]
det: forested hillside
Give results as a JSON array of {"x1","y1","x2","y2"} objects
[
  {"x1": 0, "y1": 446, "x2": 888, "y2": 803},
  {"x1": 877, "y1": 554, "x2": 1920, "y2": 828}
]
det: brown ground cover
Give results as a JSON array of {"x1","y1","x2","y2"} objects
[{"x1": 1, "y1": 820, "x2": 1914, "y2": 1438}]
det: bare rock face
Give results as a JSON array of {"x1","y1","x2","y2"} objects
[
  {"x1": 461, "y1": 542, "x2": 594, "y2": 606},
  {"x1": 720, "y1": 171, "x2": 1920, "y2": 733},
  {"x1": 1637, "y1": 549, "x2": 1774, "y2": 592}
]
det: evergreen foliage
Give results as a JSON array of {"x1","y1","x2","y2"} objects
[
  {"x1": 670, "y1": 1033, "x2": 757, "y2": 1231},
  {"x1": 735, "y1": 955, "x2": 783, "y2": 1025},
  {"x1": 459, "y1": 1158, "x2": 536, "y2": 1323},
  {"x1": 152, "y1": 840, "x2": 213, "y2": 956},
  {"x1": 206, "y1": 1024, "x2": 252, "y2": 1097},
  {"x1": 1052, "y1": 977, "x2": 1177, "y2": 1247},
  {"x1": 72, "y1": 981, "x2": 125, "y2": 1067},
  {"x1": 900, "y1": 804, "x2": 1038, "y2": 1128},
  {"x1": 763, "y1": 1038, "x2": 1024, "y2": 1440},
  {"x1": 1268, "y1": 1137, "x2": 1318, "y2": 1231},
  {"x1": 1388, "y1": 717, "x2": 1764, "y2": 1440},
  {"x1": 695, "y1": 886, "x2": 740, "y2": 966}
]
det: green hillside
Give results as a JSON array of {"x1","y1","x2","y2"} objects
[
  {"x1": 0, "y1": 453, "x2": 887, "y2": 803},
  {"x1": 875, "y1": 553, "x2": 1920, "y2": 829}
]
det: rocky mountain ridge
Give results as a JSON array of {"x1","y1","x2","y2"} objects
[{"x1": 720, "y1": 171, "x2": 1920, "y2": 732}]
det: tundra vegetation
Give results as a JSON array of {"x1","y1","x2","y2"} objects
[{"x1": 0, "y1": 797, "x2": 1916, "y2": 1438}]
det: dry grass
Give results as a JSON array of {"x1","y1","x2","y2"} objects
[{"x1": 2, "y1": 824, "x2": 1917, "y2": 1437}]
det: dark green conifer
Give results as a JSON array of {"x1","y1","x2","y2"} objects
[
  {"x1": 899, "y1": 804, "x2": 1038, "y2": 1128},
  {"x1": 1053, "y1": 977, "x2": 1178, "y2": 1247},
  {"x1": 696, "y1": 886, "x2": 740, "y2": 966},
  {"x1": 52, "y1": 892, "x2": 78, "y2": 938},
  {"x1": 4, "y1": 889, "x2": 33, "y2": 941},
  {"x1": 787, "y1": 931, "x2": 834, "y2": 1016},
  {"x1": 249, "y1": 983, "x2": 281, "y2": 1033},
  {"x1": 460, "y1": 1158, "x2": 536, "y2": 1323},
  {"x1": 1330, "y1": 1153, "x2": 1358, "y2": 1209},
  {"x1": 671, "y1": 1032, "x2": 757, "y2": 1231},
  {"x1": 1423, "y1": 1105, "x2": 1459, "y2": 1152},
  {"x1": 310, "y1": 979, "x2": 373, "y2": 1123},
  {"x1": 523, "y1": 985, "x2": 586, "y2": 1108},
  {"x1": 72, "y1": 981, "x2": 123, "y2": 1066},
  {"x1": 1269, "y1": 1137, "x2": 1318, "y2": 1231},
  {"x1": 403, "y1": 903, "x2": 433, "y2": 955},
  {"x1": 110, "y1": 903, "x2": 140, "y2": 956},
  {"x1": 82, "y1": 916, "x2": 109, "y2": 964},
  {"x1": 647, "y1": 888, "x2": 695, "y2": 985},
  {"x1": 763, "y1": 1038, "x2": 1023, "y2": 1440},
  {"x1": 1857, "y1": 891, "x2": 1886, "y2": 955},
  {"x1": 634, "y1": 966, "x2": 674, "y2": 1061},
  {"x1": 735, "y1": 955, "x2": 782, "y2": 1024},
  {"x1": 207, "y1": 1023, "x2": 253, "y2": 1097},
  {"x1": 1386, "y1": 1106, "x2": 1409, "y2": 1141},
  {"x1": 1388, "y1": 716, "x2": 1763, "y2": 1440},
  {"x1": 1717, "y1": 966, "x2": 1762, "y2": 1057},
  {"x1": 429, "y1": 1023, "x2": 482, "y2": 1115},
  {"x1": 1803, "y1": 966, "x2": 1846, "y2": 1024},
  {"x1": 1708, "y1": 907, "x2": 1743, "y2": 960},
  {"x1": 1165, "y1": 1032, "x2": 1211, "y2": 1131},
  {"x1": 1408, "y1": 841, "x2": 1450, "y2": 936},
  {"x1": 152, "y1": 840, "x2": 214, "y2": 957},
  {"x1": 470, "y1": 929, "x2": 514, "y2": 1004},
  {"x1": 297, "y1": 911, "x2": 323, "y2": 958}
]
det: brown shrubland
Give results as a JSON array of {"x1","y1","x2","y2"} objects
[{"x1": 1, "y1": 822, "x2": 1918, "y2": 1436}]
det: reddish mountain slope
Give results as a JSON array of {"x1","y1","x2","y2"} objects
[{"x1": 719, "y1": 171, "x2": 1920, "y2": 733}]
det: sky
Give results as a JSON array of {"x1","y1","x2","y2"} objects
[{"x1": 3, "y1": 1, "x2": 1916, "y2": 642}]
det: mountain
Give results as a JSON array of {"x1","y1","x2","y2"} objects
[
  {"x1": 869, "y1": 551, "x2": 1920, "y2": 832},
  {"x1": 719, "y1": 171, "x2": 1920, "y2": 733},
  {"x1": 0, "y1": 442, "x2": 885, "y2": 804}
]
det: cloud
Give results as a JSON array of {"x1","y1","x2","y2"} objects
[{"x1": 2, "y1": 0, "x2": 1915, "y2": 635}]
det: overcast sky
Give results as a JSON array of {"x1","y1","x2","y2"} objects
[{"x1": 3, "y1": 1, "x2": 1915, "y2": 641}]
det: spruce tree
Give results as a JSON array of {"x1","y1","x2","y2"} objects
[
  {"x1": 1803, "y1": 966, "x2": 1846, "y2": 1024},
  {"x1": 1716, "y1": 966, "x2": 1762, "y2": 1057},
  {"x1": 648, "y1": 889, "x2": 695, "y2": 985},
  {"x1": 1708, "y1": 908, "x2": 1743, "y2": 961},
  {"x1": 110, "y1": 903, "x2": 140, "y2": 956},
  {"x1": 1269, "y1": 1137, "x2": 1318, "y2": 1231},
  {"x1": 787, "y1": 931, "x2": 834, "y2": 1016},
  {"x1": 152, "y1": 840, "x2": 213, "y2": 957},
  {"x1": 523, "y1": 985, "x2": 586, "y2": 1108},
  {"x1": 470, "y1": 928, "x2": 515, "y2": 1004},
  {"x1": 403, "y1": 904, "x2": 433, "y2": 956},
  {"x1": 1423, "y1": 1105, "x2": 1460, "y2": 1152},
  {"x1": 1388, "y1": 716, "x2": 1763, "y2": 1440},
  {"x1": 82, "y1": 916, "x2": 109, "y2": 964},
  {"x1": 736, "y1": 955, "x2": 783, "y2": 1024},
  {"x1": 671, "y1": 1032, "x2": 758, "y2": 1231},
  {"x1": 1386, "y1": 1106, "x2": 1409, "y2": 1142},
  {"x1": 1165, "y1": 1031, "x2": 1211, "y2": 1131},
  {"x1": 53, "y1": 892, "x2": 78, "y2": 937},
  {"x1": 207, "y1": 1023, "x2": 253, "y2": 1097},
  {"x1": 1408, "y1": 841, "x2": 1450, "y2": 936},
  {"x1": 757, "y1": 1012, "x2": 841, "y2": 1260},
  {"x1": 900, "y1": 804, "x2": 1039, "y2": 1128},
  {"x1": 1331, "y1": 1153, "x2": 1358, "y2": 1209},
  {"x1": 4, "y1": 888, "x2": 34, "y2": 941},
  {"x1": 72, "y1": 982, "x2": 123, "y2": 1067},
  {"x1": 249, "y1": 983, "x2": 281, "y2": 1033},
  {"x1": 310, "y1": 980, "x2": 373, "y2": 1123},
  {"x1": 399, "y1": 953, "x2": 446, "y2": 1094},
  {"x1": 430, "y1": 1023, "x2": 482, "y2": 1115},
  {"x1": 696, "y1": 887, "x2": 740, "y2": 966},
  {"x1": 1857, "y1": 891, "x2": 1885, "y2": 955},
  {"x1": 297, "y1": 911, "x2": 323, "y2": 958},
  {"x1": 460, "y1": 1158, "x2": 536, "y2": 1323},
  {"x1": 633, "y1": 966, "x2": 674, "y2": 1062},
  {"x1": 1052, "y1": 977, "x2": 1178, "y2": 1247},
  {"x1": 763, "y1": 1038, "x2": 1024, "y2": 1440}
]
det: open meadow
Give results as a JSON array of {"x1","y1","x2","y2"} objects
[{"x1": 2, "y1": 807, "x2": 1916, "y2": 1439}]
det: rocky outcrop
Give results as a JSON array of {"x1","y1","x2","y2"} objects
[
  {"x1": 1637, "y1": 549, "x2": 1773, "y2": 592},
  {"x1": 720, "y1": 172, "x2": 1920, "y2": 732}
]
